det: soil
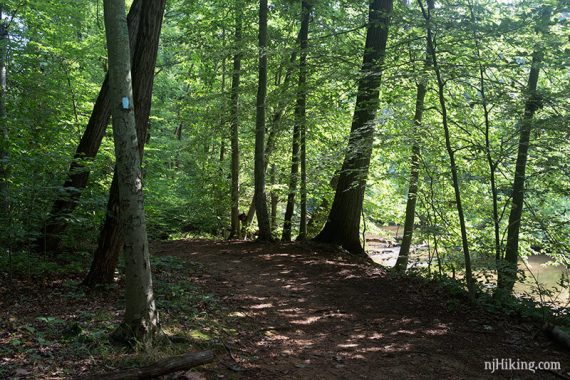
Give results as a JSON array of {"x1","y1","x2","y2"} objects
[
  {"x1": 1, "y1": 239, "x2": 568, "y2": 379},
  {"x1": 152, "y1": 240, "x2": 569, "y2": 380}
]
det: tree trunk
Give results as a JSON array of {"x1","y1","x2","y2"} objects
[
  {"x1": 313, "y1": 0, "x2": 393, "y2": 254},
  {"x1": 36, "y1": 0, "x2": 143, "y2": 255},
  {"x1": 282, "y1": 114, "x2": 300, "y2": 241},
  {"x1": 0, "y1": 10, "x2": 9, "y2": 224},
  {"x1": 103, "y1": 0, "x2": 158, "y2": 344},
  {"x1": 394, "y1": 0, "x2": 432, "y2": 271},
  {"x1": 270, "y1": 164, "x2": 278, "y2": 231},
  {"x1": 283, "y1": 0, "x2": 311, "y2": 242},
  {"x1": 80, "y1": 351, "x2": 214, "y2": 380},
  {"x1": 496, "y1": 6, "x2": 551, "y2": 296},
  {"x1": 84, "y1": 0, "x2": 166, "y2": 287},
  {"x1": 394, "y1": 81, "x2": 427, "y2": 271},
  {"x1": 228, "y1": 3, "x2": 242, "y2": 240},
  {"x1": 467, "y1": 0, "x2": 501, "y2": 263},
  {"x1": 241, "y1": 49, "x2": 298, "y2": 235},
  {"x1": 253, "y1": 0, "x2": 272, "y2": 241},
  {"x1": 419, "y1": 0, "x2": 474, "y2": 296}
]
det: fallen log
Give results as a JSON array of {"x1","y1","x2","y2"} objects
[
  {"x1": 79, "y1": 350, "x2": 214, "y2": 380},
  {"x1": 544, "y1": 323, "x2": 570, "y2": 350}
]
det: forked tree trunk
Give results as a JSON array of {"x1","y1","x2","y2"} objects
[
  {"x1": 496, "y1": 6, "x2": 551, "y2": 297},
  {"x1": 228, "y1": 2, "x2": 242, "y2": 240},
  {"x1": 253, "y1": 0, "x2": 272, "y2": 241},
  {"x1": 83, "y1": 0, "x2": 166, "y2": 287},
  {"x1": 37, "y1": 0, "x2": 143, "y2": 255},
  {"x1": 313, "y1": 0, "x2": 393, "y2": 254},
  {"x1": 103, "y1": 0, "x2": 158, "y2": 344}
]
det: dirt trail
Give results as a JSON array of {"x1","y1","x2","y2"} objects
[{"x1": 153, "y1": 240, "x2": 569, "y2": 380}]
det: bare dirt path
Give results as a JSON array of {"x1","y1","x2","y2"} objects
[{"x1": 152, "y1": 240, "x2": 569, "y2": 380}]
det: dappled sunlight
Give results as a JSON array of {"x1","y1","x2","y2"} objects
[{"x1": 146, "y1": 240, "x2": 570, "y2": 378}]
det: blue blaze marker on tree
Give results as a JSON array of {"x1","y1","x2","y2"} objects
[{"x1": 122, "y1": 97, "x2": 130, "y2": 110}]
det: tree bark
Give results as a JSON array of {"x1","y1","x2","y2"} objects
[
  {"x1": 0, "y1": 10, "x2": 9, "y2": 224},
  {"x1": 283, "y1": 0, "x2": 311, "y2": 242},
  {"x1": 253, "y1": 0, "x2": 272, "y2": 241},
  {"x1": 282, "y1": 111, "x2": 301, "y2": 241},
  {"x1": 419, "y1": 0, "x2": 474, "y2": 296},
  {"x1": 84, "y1": 0, "x2": 166, "y2": 287},
  {"x1": 467, "y1": 0, "x2": 501, "y2": 263},
  {"x1": 394, "y1": 80, "x2": 427, "y2": 271},
  {"x1": 298, "y1": 1, "x2": 311, "y2": 240},
  {"x1": 313, "y1": 0, "x2": 393, "y2": 254},
  {"x1": 79, "y1": 351, "x2": 214, "y2": 380},
  {"x1": 270, "y1": 163, "x2": 278, "y2": 231},
  {"x1": 103, "y1": 0, "x2": 158, "y2": 343},
  {"x1": 228, "y1": 2, "x2": 242, "y2": 240},
  {"x1": 242, "y1": 36, "x2": 299, "y2": 236},
  {"x1": 37, "y1": 0, "x2": 143, "y2": 255},
  {"x1": 496, "y1": 6, "x2": 551, "y2": 296},
  {"x1": 394, "y1": 0, "x2": 432, "y2": 271}
]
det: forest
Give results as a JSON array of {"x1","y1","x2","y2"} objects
[{"x1": 0, "y1": 0, "x2": 569, "y2": 378}]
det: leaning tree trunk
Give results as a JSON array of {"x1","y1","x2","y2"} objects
[
  {"x1": 253, "y1": 0, "x2": 272, "y2": 241},
  {"x1": 313, "y1": 0, "x2": 393, "y2": 254},
  {"x1": 37, "y1": 0, "x2": 143, "y2": 255},
  {"x1": 394, "y1": 0, "x2": 432, "y2": 271},
  {"x1": 103, "y1": 0, "x2": 158, "y2": 344},
  {"x1": 496, "y1": 6, "x2": 551, "y2": 297},
  {"x1": 83, "y1": 0, "x2": 166, "y2": 287},
  {"x1": 228, "y1": 2, "x2": 242, "y2": 240},
  {"x1": 419, "y1": 0, "x2": 474, "y2": 296}
]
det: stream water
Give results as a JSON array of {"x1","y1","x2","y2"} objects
[{"x1": 366, "y1": 232, "x2": 569, "y2": 307}]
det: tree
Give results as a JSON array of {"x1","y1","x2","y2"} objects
[
  {"x1": 418, "y1": 0, "x2": 474, "y2": 296},
  {"x1": 243, "y1": 35, "x2": 300, "y2": 236},
  {"x1": 394, "y1": 0, "x2": 432, "y2": 271},
  {"x1": 466, "y1": 0, "x2": 501, "y2": 264},
  {"x1": 297, "y1": 0, "x2": 311, "y2": 241},
  {"x1": 314, "y1": 0, "x2": 393, "y2": 254},
  {"x1": 84, "y1": 0, "x2": 166, "y2": 287},
  {"x1": 103, "y1": 0, "x2": 158, "y2": 343},
  {"x1": 283, "y1": 0, "x2": 311, "y2": 242},
  {"x1": 0, "y1": 5, "x2": 14, "y2": 238},
  {"x1": 496, "y1": 5, "x2": 552, "y2": 296},
  {"x1": 0, "y1": 12, "x2": 7, "y2": 212},
  {"x1": 37, "y1": 0, "x2": 143, "y2": 254},
  {"x1": 228, "y1": 1, "x2": 242, "y2": 239},
  {"x1": 253, "y1": 0, "x2": 272, "y2": 241}
]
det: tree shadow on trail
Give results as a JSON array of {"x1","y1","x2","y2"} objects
[{"x1": 153, "y1": 240, "x2": 569, "y2": 380}]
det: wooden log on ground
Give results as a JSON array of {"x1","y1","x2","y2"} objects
[
  {"x1": 78, "y1": 350, "x2": 214, "y2": 380},
  {"x1": 544, "y1": 323, "x2": 570, "y2": 350}
]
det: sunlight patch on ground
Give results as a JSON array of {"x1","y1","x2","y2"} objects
[{"x1": 250, "y1": 303, "x2": 273, "y2": 310}]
